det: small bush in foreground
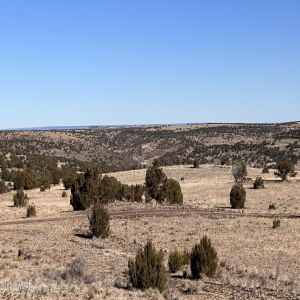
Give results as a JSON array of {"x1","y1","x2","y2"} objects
[
  {"x1": 62, "y1": 191, "x2": 67, "y2": 197},
  {"x1": 168, "y1": 249, "x2": 183, "y2": 273},
  {"x1": 128, "y1": 240, "x2": 166, "y2": 293},
  {"x1": 61, "y1": 257, "x2": 95, "y2": 284},
  {"x1": 89, "y1": 202, "x2": 110, "y2": 238},
  {"x1": 26, "y1": 205, "x2": 36, "y2": 217},
  {"x1": 253, "y1": 176, "x2": 264, "y2": 189},
  {"x1": 190, "y1": 235, "x2": 217, "y2": 279},
  {"x1": 13, "y1": 190, "x2": 29, "y2": 207},
  {"x1": 230, "y1": 183, "x2": 246, "y2": 209},
  {"x1": 269, "y1": 203, "x2": 276, "y2": 210},
  {"x1": 272, "y1": 218, "x2": 280, "y2": 229}
]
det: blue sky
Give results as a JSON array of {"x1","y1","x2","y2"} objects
[{"x1": 1, "y1": 0, "x2": 300, "y2": 129}]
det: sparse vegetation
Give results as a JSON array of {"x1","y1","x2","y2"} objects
[
  {"x1": 168, "y1": 249, "x2": 183, "y2": 273},
  {"x1": 190, "y1": 235, "x2": 217, "y2": 279},
  {"x1": 232, "y1": 160, "x2": 247, "y2": 182},
  {"x1": 274, "y1": 158, "x2": 297, "y2": 181},
  {"x1": 128, "y1": 240, "x2": 166, "y2": 293},
  {"x1": 0, "y1": 123, "x2": 300, "y2": 298},
  {"x1": 70, "y1": 168, "x2": 101, "y2": 211},
  {"x1": 62, "y1": 191, "x2": 67, "y2": 197},
  {"x1": 61, "y1": 257, "x2": 95, "y2": 284},
  {"x1": 13, "y1": 189, "x2": 29, "y2": 207},
  {"x1": 269, "y1": 203, "x2": 276, "y2": 210},
  {"x1": 145, "y1": 160, "x2": 182, "y2": 205},
  {"x1": 88, "y1": 202, "x2": 110, "y2": 238},
  {"x1": 262, "y1": 167, "x2": 269, "y2": 174},
  {"x1": 230, "y1": 183, "x2": 246, "y2": 209},
  {"x1": 159, "y1": 178, "x2": 183, "y2": 205},
  {"x1": 253, "y1": 176, "x2": 264, "y2": 189},
  {"x1": 26, "y1": 205, "x2": 36, "y2": 217},
  {"x1": 145, "y1": 159, "x2": 166, "y2": 201},
  {"x1": 273, "y1": 218, "x2": 281, "y2": 229}
]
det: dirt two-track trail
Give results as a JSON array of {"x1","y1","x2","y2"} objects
[{"x1": 0, "y1": 208, "x2": 298, "y2": 227}]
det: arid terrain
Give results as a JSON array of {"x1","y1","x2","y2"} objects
[
  {"x1": 0, "y1": 164, "x2": 299, "y2": 299},
  {"x1": 1, "y1": 122, "x2": 300, "y2": 170}
]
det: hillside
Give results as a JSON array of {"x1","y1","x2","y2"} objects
[{"x1": 1, "y1": 122, "x2": 300, "y2": 172}]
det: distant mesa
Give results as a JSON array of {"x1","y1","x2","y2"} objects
[{"x1": 3, "y1": 125, "x2": 91, "y2": 131}]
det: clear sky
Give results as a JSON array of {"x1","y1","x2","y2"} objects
[{"x1": 1, "y1": 0, "x2": 299, "y2": 129}]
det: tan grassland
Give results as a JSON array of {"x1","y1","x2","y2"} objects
[{"x1": 0, "y1": 165, "x2": 299, "y2": 299}]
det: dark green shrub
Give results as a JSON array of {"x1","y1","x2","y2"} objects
[
  {"x1": 62, "y1": 175, "x2": 75, "y2": 190},
  {"x1": 88, "y1": 202, "x2": 110, "y2": 238},
  {"x1": 128, "y1": 240, "x2": 166, "y2": 293},
  {"x1": 120, "y1": 184, "x2": 132, "y2": 201},
  {"x1": 62, "y1": 191, "x2": 67, "y2": 197},
  {"x1": 51, "y1": 168, "x2": 61, "y2": 185},
  {"x1": 23, "y1": 169, "x2": 38, "y2": 190},
  {"x1": 158, "y1": 179, "x2": 183, "y2": 205},
  {"x1": 13, "y1": 171, "x2": 25, "y2": 190},
  {"x1": 99, "y1": 175, "x2": 121, "y2": 203},
  {"x1": 27, "y1": 205, "x2": 36, "y2": 217},
  {"x1": 134, "y1": 184, "x2": 144, "y2": 203},
  {"x1": 221, "y1": 155, "x2": 230, "y2": 166},
  {"x1": 193, "y1": 159, "x2": 200, "y2": 168},
  {"x1": 274, "y1": 158, "x2": 297, "y2": 181},
  {"x1": 269, "y1": 203, "x2": 276, "y2": 210},
  {"x1": 70, "y1": 168, "x2": 125, "y2": 210},
  {"x1": 145, "y1": 159, "x2": 166, "y2": 201},
  {"x1": 190, "y1": 235, "x2": 217, "y2": 279},
  {"x1": 40, "y1": 184, "x2": 46, "y2": 192},
  {"x1": 232, "y1": 160, "x2": 247, "y2": 182},
  {"x1": 13, "y1": 190, "x2": 29, "y2": 207},
  {"x1": 253, "y1": 176, "x2": 264, "y2": 189},
  {"x1": 124, "y1": 185, "x2": 135, "y2": 202},
  {"x1": 168, "y1": 249, "x2": 183, "y2": 273},
  {"x1": 230, "y1": 183, "x2": 246, "y2": 209},
  {"x1": 1, "y1": 168, "x2": 11, "y2": 182},
  {"x1": 70, "y1": 168, "x2": 101, "y2": 211},
  {"x1": 272, "y1": 218, "x2": 280, "y2": 229},
  {"x1": 262, "y1": 167, "x2": 269, "y2": 174}
]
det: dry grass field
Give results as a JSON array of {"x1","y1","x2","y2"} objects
[{"x1": 0, "y1": 165, "x2": 299, "y2": 299}]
